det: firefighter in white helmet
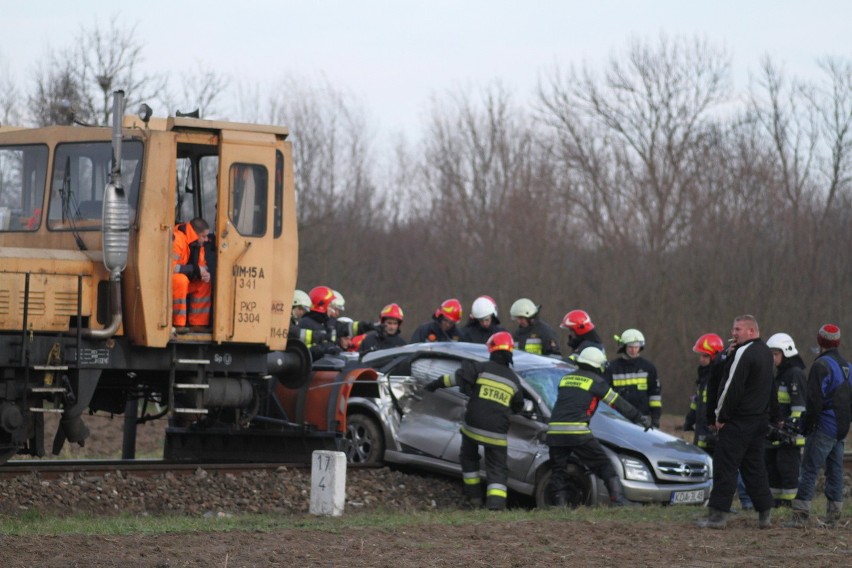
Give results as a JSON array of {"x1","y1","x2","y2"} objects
[
  {"x1": 604, "y1": 328, "x2": 662, "y2": 428},
  {"x1": 509, "y1": 298, "x2": 561, "y2": 357},
  {"x1": 461, "y1": 296, "x2": 508, "y2": 344},
  {"x1": 546, "y1": 346, "x2": 651, "y2": 507},
  {"x1": 765, "y1": 332, "x2": 806, "y2": 507}
]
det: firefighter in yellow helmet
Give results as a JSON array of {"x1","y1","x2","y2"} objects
[
  {"x1": 604, "y1": 328, "x2": 662, "y2": 428},
  {"x1": 510, "y1": 298, "x2": 561, "y2": 357}
]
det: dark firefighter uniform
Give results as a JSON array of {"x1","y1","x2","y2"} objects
[
  {"x1": 766, "y1": 354, "x2": 806, "y2": 504},
  {"x1": 359, "y1": 327, "x2": 407, "y2": 354},
  {"x1": 566, "y1": 329, "x2": 605, "y2": 358},
  {"x1": 514, "y1": 320, "x2": 561, "y2": 357},
  {"x1": 461, "y1": 317, "x2": 508, "y2": 344},
  {"x1": 546, "y1": 368, "x2": 647, "y2": 505},
  {"x1": 410, "y1": 319, "x2": 463, "y2": 343},
  {"x1": 684, "y1": 357, "x2": 724, "y2": 453},
  {"x1": 426, "y1": 358, "x2": 524, "y2": 509},
  {"x1": 604, "y1": 356, "x2": 662, "y2": 427},
  {"x1": 299, "y1": 311, "x2": 340, "y2": 360}
]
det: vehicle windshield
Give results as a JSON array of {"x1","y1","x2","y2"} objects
[
  {"x1": 47, "y1": 140, "x2": 143, "y2": 230},
  {"x1": 516, "y1": 365, "x2": 568, "y2": 411}
]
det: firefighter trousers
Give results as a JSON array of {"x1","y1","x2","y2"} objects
[{"x1": 459, "y1": 432, "x2": 509, "y2": 504}]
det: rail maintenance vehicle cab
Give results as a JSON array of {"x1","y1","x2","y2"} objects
[{"x1": 0, "y1": 92, "x2": 350, "y2": 464}]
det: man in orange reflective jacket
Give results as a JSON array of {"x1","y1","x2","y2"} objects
[{"x1": 172, "y1": 218, "x2": 212, "y2": 331}]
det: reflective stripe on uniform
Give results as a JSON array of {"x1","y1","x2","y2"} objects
[
  {"x1": 463, "y1": 471, "x2": 481, "y2": 486},
  {"x1": 486, "y1": 483, "x2": 507, "y2": 498},
  {"x1": 476, "y1": 376, "x2": 517, "y2": 407},
  {"x1": 611, "y1": 372, "x2": 649, "y2": 390},
  {"x1": 524, "y1": 338, "x2": 543, "y2": 355},
  {"x1": 648, "y1": 395, "x2": 662, "y2": 408},
  {"x1": 461, "y1": 424, "x2": 508, "y2": 446},
  {"x1": 602, "y1": 389, "x2": 619, "y2": 405},
  {"x1": 547, "y1": 422, "x2": 591, "y2": 435},
  {"x1": 441, "y1": 373, "x2": 456, "y2": 388},
  {"x1": 777, "y1": 385, "x2": 791, "y2": 404}
]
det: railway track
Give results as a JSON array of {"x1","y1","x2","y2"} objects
[
  {"x1": 0, "y1": 458, "x2": 379, "y2": 480},
  {"x1": 0, "y1": 459, "x2": 308, "y2": 480}
]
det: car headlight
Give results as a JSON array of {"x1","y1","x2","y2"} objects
[{"x1": 621, "y1": 456, "x2": 653, "y2": 482}]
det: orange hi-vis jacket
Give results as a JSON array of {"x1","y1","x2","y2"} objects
[{"x1": 171, "y1": 222, "x2": 212, "y2": 327}]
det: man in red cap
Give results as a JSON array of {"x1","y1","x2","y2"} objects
[{"x1": 788, "y1": 324, "x2": 852, "y2": 527}]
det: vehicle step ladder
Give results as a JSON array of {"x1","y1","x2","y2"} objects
[{"x1": 169, "y1": 349, "x2": 210, "y2": 415}]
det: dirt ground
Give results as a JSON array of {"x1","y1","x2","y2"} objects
[
  {"x1": 2, "y1": 516, "x2": 850, "y2": 567},
  {"x1": 5, "y1": 415, "x2": 850, "y2": 567}
]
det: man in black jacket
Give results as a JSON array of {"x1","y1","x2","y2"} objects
[{"x1": 699, "y1": 315, "x2": 775, "y2": 529}]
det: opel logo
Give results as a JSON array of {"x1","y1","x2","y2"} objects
[{"x1": 673, "y1": 463, "x2": 693, "y2": 477}]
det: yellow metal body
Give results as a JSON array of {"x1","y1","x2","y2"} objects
[{"x1": 0, "y1": 116, "x2": 298, "y2": 349}]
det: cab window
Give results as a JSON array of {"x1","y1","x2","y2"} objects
[
  {"x1": 229, "y1": 163, "x2": 267, "y2": 237},
  {"x1": 0, "y1": 144, "x2": 48, "y2": 232},
  {"x1": 47, "y1": 141, "x2": 143, "y2": 230}
]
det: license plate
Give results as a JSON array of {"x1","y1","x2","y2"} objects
[{"x1": 670, "y1": 489, "x2": 705, "y2": 504}]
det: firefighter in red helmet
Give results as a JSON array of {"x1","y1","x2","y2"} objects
[
  {"x1": 425, "y1": 331, "x2": 527, "y2": 510},
  {"x1": 298, "y1": 286, "x2": 341, "y2": 360},
  {"x1": 560, "y1": 309, "x2": 605, "y2": 358},
  {"x1": 360, "y1": 303, "x2": 408, "y2": 354},
  {"x1": 410, "y1": 298, "x2": 464, "y2": 343},
  {"x1": 684, "y1": 333, "x2": 725, "y2": 453}
]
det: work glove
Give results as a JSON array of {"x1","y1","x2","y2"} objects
[
  {"x1": 651, "y1": 417, "x2": 660, "y2": 429},
  {"x1": 638, "y1": 415, "x2": 653, "y2": 431},
  {"x1": 424, "y1": 379, "x2": 442, "y2": 392}
]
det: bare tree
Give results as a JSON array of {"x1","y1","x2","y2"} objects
[
  {"x1": 28, "y1": 55, "x2": 85, "y2": 126},
  {"x1": 537, "y1": 34, "x2": 731, "y2": 254},
  {"x1": 0, "y1": 56, "x2": 22, "y2": 126},
  {"x1": 162, "y1": 63, "x2": 230, "y2": 119},
  {"x1": 28, "y1": 17, "x2": 167, "y2": 126},
  {"x1": 263, "y1": 75, "x2": 383, "y2": 304}
]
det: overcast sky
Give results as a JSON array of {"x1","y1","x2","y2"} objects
[{"x1": 2, "y1": 1, "x2": 850, "y2": 139}]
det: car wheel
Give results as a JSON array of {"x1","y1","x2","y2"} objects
[
  {"x1": 535, "y1": 464, "x2": 592, "y2": 508},
  {"x1": 344, "y1": 413, "x2": 384, "y2": 465}
]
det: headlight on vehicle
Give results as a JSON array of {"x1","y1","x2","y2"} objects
[{"x1": 621, "y1": 456, "x2": 653, "y2": 482}]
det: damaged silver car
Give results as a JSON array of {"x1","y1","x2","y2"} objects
[{"x1": 338, "y1": 342, "x2": 711, "y2": 507}]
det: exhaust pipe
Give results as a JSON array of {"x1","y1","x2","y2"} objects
[{"x1": 85, "y1": 90, "x2": 130, "y2": 339}]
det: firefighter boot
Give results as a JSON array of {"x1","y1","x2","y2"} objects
[
  {"x1": 825, "y1": 500, "x2": 842, "y2": 527},
  {"x1": 461, "y1": 482, "x2": 483, "y2": 509},
  {"x1": 697, "y1": 508, "x2": 728, "y2": 529},
  {"x1": 784, "y1": 500, "x2": 810, "y2": 528},
  {"x1": 758, "y1": 508, "x2": 772, "y2": 529},
  {"x1": 485, "y1": 494, "x2": 507, "y2": 511}
]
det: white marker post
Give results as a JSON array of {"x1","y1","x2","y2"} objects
[{"x1": 310, "y1": 450, "x2": 346, "y2": 516}]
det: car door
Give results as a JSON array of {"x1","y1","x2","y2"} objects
[
  {"x1": 506, "y1": 394, "x2": 549, "y2": 482},
  {"x1": 397, "y1": 387, "x2": 466, "y2": 459}
]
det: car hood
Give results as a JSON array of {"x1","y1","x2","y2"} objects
[{"x1": 591, "y1": 405, "x2": 707, "y2": 460}]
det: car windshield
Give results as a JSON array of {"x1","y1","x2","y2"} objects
[{"x1": 515, "y1": 365, "x2": 568, "y2": 411}]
